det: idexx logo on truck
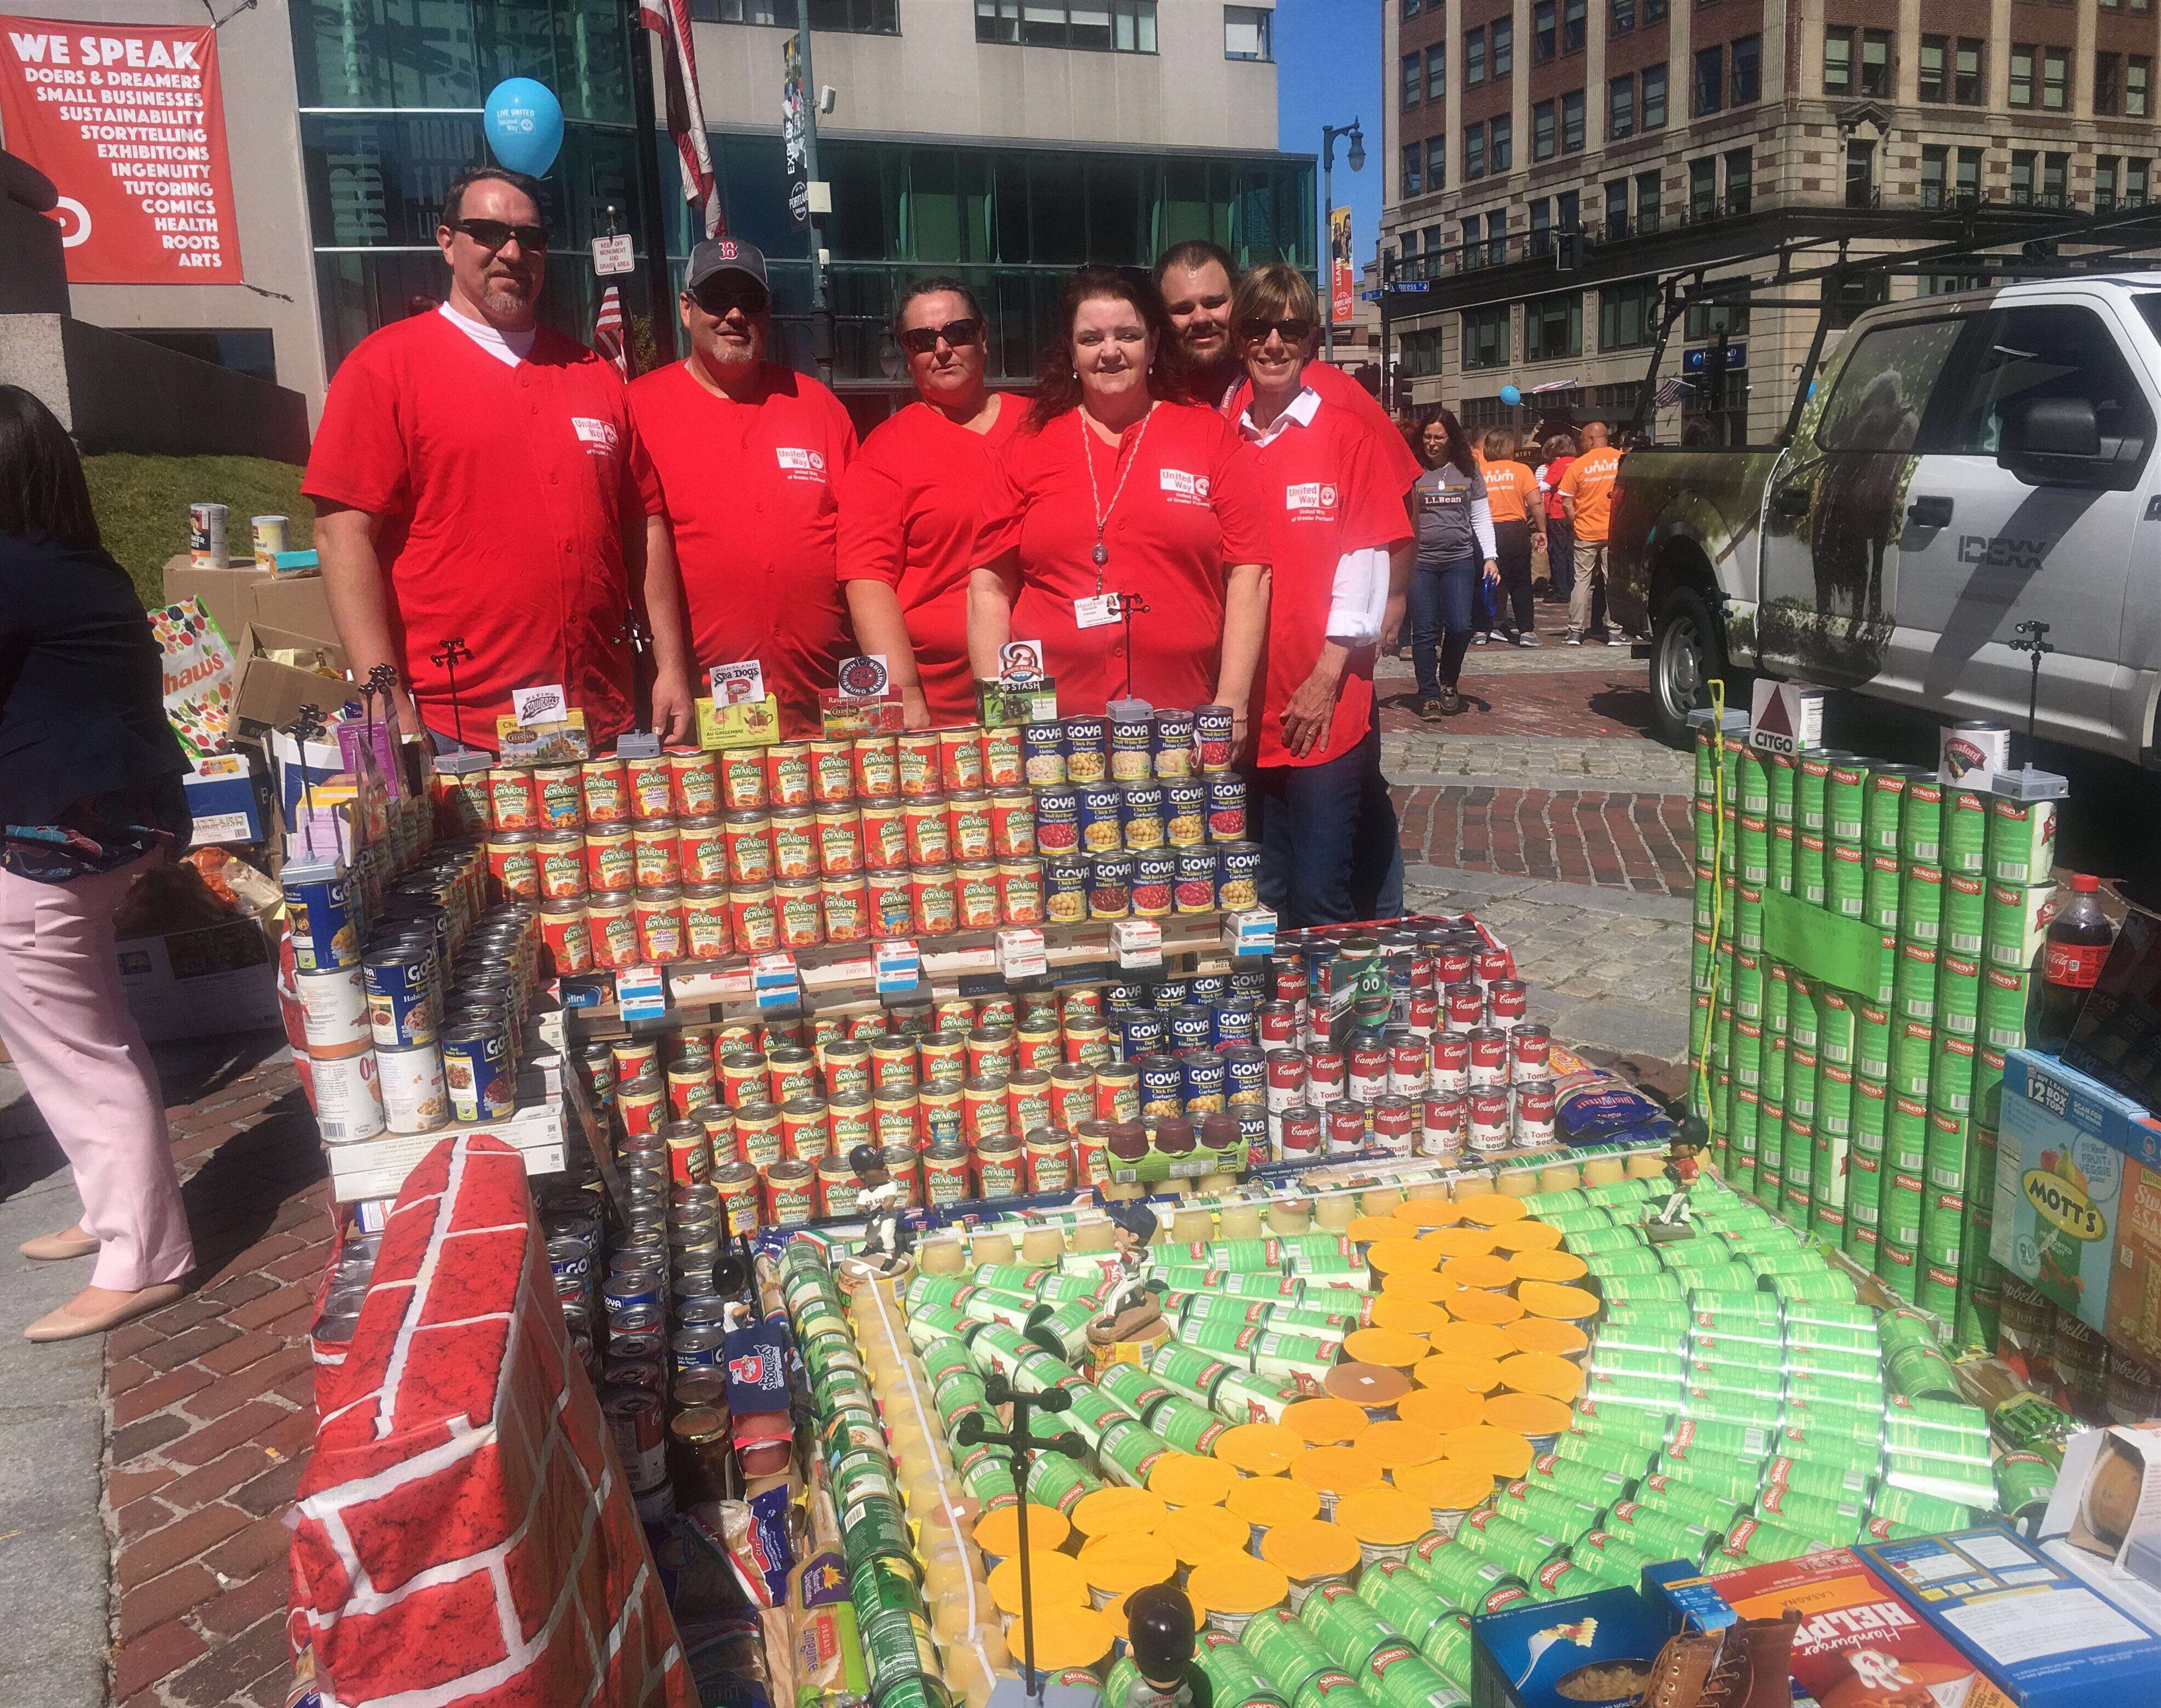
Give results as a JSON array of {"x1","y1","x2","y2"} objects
[{"x1": 1958, "y1": 534, "x2": 2051, "y2": 572}]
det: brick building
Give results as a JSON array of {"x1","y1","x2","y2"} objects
[{"x1": 1379, "y1": 0, "x2": 2161, "y2": 442}]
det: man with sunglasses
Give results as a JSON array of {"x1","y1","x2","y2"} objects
[
  {"x1": 1231, "y1": 264, "x2": 1411, "y2": 928},
  {"x1": 306, "y1": 164, "x2": 695, "y2": 751},
  {"x1": 627, "y1": 237, "x2": 857, "y2": 738}
]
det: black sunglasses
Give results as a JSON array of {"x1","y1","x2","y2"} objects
[
  {"x1": 693, "y1": 283, "x2": 771, "y2": 317},
  {"x1": 897, "y1": 317, "x2": 983, "y2": 355},
  {"x1": 1237, "y1": 315, "x2": 1315, "y2": 345},
  {"x1": 449, "y1": 217, "x2": 549, "y2": 252}
]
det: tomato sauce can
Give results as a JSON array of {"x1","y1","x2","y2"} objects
[
  {"x1": 911, "y1": 866, "x2": 959, "y2": 936},
  {"x1": 537, "y1": 831, "x2": 586, "y2": 900},
  {"x1": 1389, "y1": 1034, "x2": 1428, "y2": 1096},
  {"x1": 765, "y1": 742, "x2": 813, "y2": 809},
  {"x1": 1514, "y1": 1080, "x2": 1557, "y2": 1146},
  {"x1": 580, "y1": 756, "x2": 629, "y2": 823},
  {"x1": 728, "y1": 885, "x2": 780, "y2": 955},
  {"x1": 627, "y1": 753, "x2": 673, "y2": 821},
  {"x1": 1325, "y1": 1098, "x2": 1368, "y2": 1156},
  {"x1": 809, "y1": 738, "x2": 855, "y2": 805},
  {"x1": 816, "y1": 806, "x2": 863, "y2": 876},
  {"x1": 667, "y1": 748, "x2": 719, "y2": 818},
  {"x1": 488, "y1": 767, "x2": 539, "y2": 832},
  {"x1": 1468, "y1": 1090, "x2": 1512, "y2": 1154},
  {"x1": 719, "y1": 749, "x2": 767, "y2": 812},
  {"x1": 678, "y1": 816, "x2": 728, "y2": 885},
  {"x1": 822, "y1": 876, "x2": 871, "y2": 943},
  {"x1": 774, "y1": 879, "x2": 824, "y2": 948},
  {"x1": 1421, "y1": 1092, "x2": 1464, "y2": 1158},
  {"x1": 1370, "y1": 1095, "x2": 1417, "y2": 1155},
  {"x1": 769, "y1": 809, "x2": 817, "y2": 880}
]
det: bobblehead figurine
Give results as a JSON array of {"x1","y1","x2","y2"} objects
[
  {"x1": 849, "y1": 1143, "x2": 913, "y2": 1273},
  {"x1": 1095, "y1": 1199, "x2": 1166, "y2": 1340},
  {"x1": 1648, "y1": 1117, "x2": 1709, "y2": 1241},
  {"x1": 1122, "y1": 1582, "x2": 1212, "y2": 1708}
]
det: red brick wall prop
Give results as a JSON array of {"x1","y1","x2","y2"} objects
[{"x1": 286, "y1": 1134, "x2": 695, "y2": 1706}]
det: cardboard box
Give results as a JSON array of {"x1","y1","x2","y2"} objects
[
  {"x1": 1468, "y1": 1584, "x2": 1670, "y2": 1708},
  {"x1": 181, "y1": 751, "x2": 269, "y2": 847},
  {"x1": 232, "y1": 623, "x2": 350, "y2": 733},
  {"x1": 2108, "y1": 1158, "x2": 2161, "y2": 1373},
  {"x1": 161, "y1": 553, "x2": 259, "y2": 650},
  {"x1": 1991, "y1": 1050, "x2": 2148, "y2": 1336},
  {"x1": 2041, "y1": 1424, "x2": 2161, "y2": 1629},
  {"x1": 114, "y1": 916, "x2": 279, "y2": 1044},
  {"x1": 1856, "y1": 1524, "x2": 2161, "y2": 1708},
  {"x1": 250, "y1": 570, "x2": 339, "y2": 644},
  {"x1": 324, "y1": 1099, "x2": 568, "y2": 1203}
]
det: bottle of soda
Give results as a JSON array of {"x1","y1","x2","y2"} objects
[{"x1": 2033, "y1": 873, "x2": 2114, "y2": 1051}]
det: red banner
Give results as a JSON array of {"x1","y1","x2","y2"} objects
[{"x1": 0, "y1": 19, "x2": 240, "y2": 284}]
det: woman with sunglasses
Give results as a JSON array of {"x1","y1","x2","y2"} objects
[
  {"x1": 836, "y1": 279, "x2": 1019, "y2": 728},
  {"x1": 1230, "y1": 267, "x2": 1413, "y2": 927},
  {"x1": 1408, "y1": 409, "x2": 1499, "y2": 719},
  {"x1": 968, "y1": 269, "x2": 1268, "y2": 738}
]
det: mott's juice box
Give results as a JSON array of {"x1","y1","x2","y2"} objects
[{"x1": 1642, "y1": 1547, "x2": 2016, "y2": 1708}]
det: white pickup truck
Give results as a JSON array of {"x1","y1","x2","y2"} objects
[{"x1": 1608, "y1": 275, "x2": 2161, "y2": 762}]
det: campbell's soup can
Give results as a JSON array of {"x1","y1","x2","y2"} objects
[
  {"x1": 1444, "y1": 982, "x2": 1485, "y2": 1032},
  {"x1": 627, "y1": 753, "x2": 672, "y2": 821},
  {"x1": 1514, "y1": 1079, "x2": 1557, "y2": 1146},
  {"x1": 1370, "y1": 1095, "x2": 1417, "y2": 1156},
  {"x1": 1421, "y1": 1092, "x2": 1464, "y2": 1158},
  {"x1": 1388, "y1": 1034, "x2": 1428, "y2": 1096},
  {"x1": 1467, "y1": 1026, "x2": 1510, "y2": 1088},
  {"x1": 1475, "y1": 947, "x2": 1512, "y2": 984},
  {"x1": 1487, "y1": 978, "x2": 1529, "y2": 1029},
  {"x1": 1276, "y1": 1103, "x2": 1323, "y2": 1163},
  {"x1": 1434, "y1": 944, "x2": 1475, "y2": 987},
  {"x1": 1265, "y1": 1049, "x2": 1309, "y2": 1114},
  {"x1": 1408, "y1": 991, "x2": 1440, "y2": 1036},
  {"x1": 1258, "y1": 1001, "x2": 1299, "y2": 1046},
  {"x1": 858, "y1": 797, "x2": 908, "y2": 871},
  {"x1": 1430, "y1": 1033, "x2": 1470, "y2": 1094},
  {"x1": 1510, "y1": 1025, "x2": 1553, "y2": 1084},
  {"x1": 1348, "y1": 1040, "x2": 1389, "y2": 1103},
  {"x1": 1324, "y1": 1098, "x2": 1368, "y2": 1157},
  {"x1": 1307, "y1": 1046, "x2": 1347, "y2": 1100},
  {"x1": 1467, "y1": 1090, "x2": 1512, "y2": 1154}
]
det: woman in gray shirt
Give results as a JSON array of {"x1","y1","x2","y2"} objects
[{"x1": 1406, "y1": 408, "x2": 1499, "y2": 716}]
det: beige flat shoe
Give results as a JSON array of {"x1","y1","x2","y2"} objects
[
  {"x1": 20, "y1": 1229, "x2": 99, "y2": 1262},
  {"x1": 25, "y1": 1282, "x2": 185, "y2": 1342}
]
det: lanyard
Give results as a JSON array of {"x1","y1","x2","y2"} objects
[{"x1": 1080, "y1": 401, "x2": 1153, "y2": 593}]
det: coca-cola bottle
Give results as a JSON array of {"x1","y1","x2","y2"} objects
[{"x1": 2033, "y1": 873, "x2": 2115, "y2": 1051}]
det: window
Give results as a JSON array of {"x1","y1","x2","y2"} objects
[
  {"x1": 1600, "y1": 280, "x2": 1659, "y2": 350},
  {"x1": 1534, "y1": 0, "x2": 1556, "y2": 61},
  {"x1": 1525, "y1": 291, "x2": 1582, "y2": 360},
  {"x1": 1610, "y1": 74, "x2": 1635, "y2": 139},
  {"x1": 2043, "y1": 151, "x2": 2069, "y2": 207},
  {"x1": 1465, "y1": 27, "x2": 1486, "y2": 86},
  {"x1": 1819, "y1": 319, "x2": 1960, "y2": 453},
  {"x1": 1645, "y1": 0, "x2": 1665, "y2": 15},
  {"x1": 806, "y1": 0, "x2": 897, "y2": 29},
  {"x1": 1557, "y1": 189, "x2": 1579, "y2": 230},
  {"x1": 2010, "y1": 151, "x2": 2035, "y2": 204},
  {"x1": 2132, "y1": 159, "x2": 2152, "y2": 203},
  {"x1": 1933, "y1": 304, "x2": 2153, "y2": 465},
  {"x1": 1529, "y1": 197, "x2": 1552, "y2": 255},
  {"x1": 1861, "y1": 30, "x2": 1891, "y2": 98},
  {"x1": 1429, "y1": 137, "x2": 1448, "y2": 192},
  {"x1": 2097, "y1": 52, "x2": 2123, "y2": 116},
  {"x1": 1725, "y1": 147, "x2": 1751, "y2": 214},
  {"x1": 1402, "y1": 143, "x2": 1423, "y2": 197},
  {"x1": 1403, "y1": 53, "x2": 1422, "y2": 106},
  {"x1": 1463, "y1": 305, "x2": 1510, "y2": 369},
  {"x1": 1636, "y1": 169, "x2": 1662, "y2": 232},
  {"x1": 1492, "y1": 115, "x2": 1513, "y2": 171},
  {"x1": 1955, "y1": 39, "x2": 1983, "y2": 105},
  {"x1": 1604, "y1": 179, "x2": 1628, "y2": 232},
  {"x1": 1685, "y1": 298, "x2": 1746, "y2": 339},
  {"x1": 2010, "y1": 45, "x2": 2034, "y2": 108},
  {"x1": 2043, "y1": 47, "x2": 2068, "y2": 112},
  {"x1": 1643, "y1": 63, "x2": 1667, "y2": 128},
  {"x1": 712, "y1": 0, "x2": 783, "y2": 19},
  {"x1": 1611, "y1": 0, "x2": 1634, "y2": 35},
  {"x1": 1485, "y1": 209, "x2": 1509, "y2": 265},
  {"x1": 1492, "y1": 18, "x2": 1512, "y2": 76},
  {"x1": 1957, "y1": 147, "x2": 1982, "y2": 202},
  {"x1": 2132, "y1": 57, "x2": 2152, "y2": 118},
  {"x1": 1824, "y1": 27, "x2": 1853, "y2": 95},
  {"x1": 1919, "y1": 35, "x2": 1947, "y2": 103},
  {"x1": 1224, "y1": 6, "x2": 1270, "y2": 60},
  {"x1": 1845, "y1": 138, "x2": 1876, "y2": 207},
  {"x1": 1428, "y1": 45, "x2": 1446, "y2": 100},
  {"x1": 1533, "y1": 99, "x2": 1557, "y2": 161},
  {"x1": 1465, "y1": 123, "x2": 1487, "y2": 180},
  {"x1": 1694, "y1": 46, "x2": 1724, "y2": 116},
  {"x1": 1921, "y1": 145, "x2": 1948, "y2": 209},
  {"x1": 1690, "y1": 157, "x2": 1718, "y2": 219},
  {"x1": 1733, "y1": 35, "x2": 1760, "y2": 104},
  {"x1": 1404, "y1": 0, "x2": 1419, "y2": 15},
  {"x1": 1562, "y1": 0, "x2": 1585, "y2": 54},
  {"x1": 1562, "y1": 90, "x2": 1585, "y2": 151},
  {"x1": 976, "y1": 0, "x2": 1157, "y2": 49},
  {"x1": 2099, "y1": 156, "x2": 2120, "y2": 210}
]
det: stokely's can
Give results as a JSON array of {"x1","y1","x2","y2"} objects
[
  {"x1": 1207, "y1": 774, "x2": 1248, "y2": 843},
  {"x1": 1989, "y1": 794, "x2": 2059, "y2": 884},
  {"x1": 1467, "y1": 1089, "x2": 1512, "y2": 1154},
  {"x1": 1514, "y1": 1079, "x2": 1557, "y2": 1146}
]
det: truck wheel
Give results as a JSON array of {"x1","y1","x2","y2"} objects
[{"x1": 1651, "y1": 586, "x2": 1736, "y2": 747}]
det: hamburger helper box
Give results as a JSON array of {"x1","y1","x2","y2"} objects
[
  {"x1": 1641, "y1": 1551, "x2": 2015, "y2": 1708},
  {"x1": 1856, "y1": 1524, "x2": 2161, "y2": 1708}
]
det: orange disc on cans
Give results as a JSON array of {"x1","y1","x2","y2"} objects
[
  {"x1": 1510, "y1": 1249, "x2": 1591, "y2": 1285},
  {"x1": 1334, "y1": 1487, "x2": 1432, "y2": 1548},
  {"x1": 1290, "y1": 1445, "x2": 1384, "y2": 1500},
  {"x1": 1359, "y1": 1419, "x2": 1445, "y2": 1470},
  {"x1": 1188, "y1": 1553, "x2": 1290, "y2": 1618},
  {"x1": 1366, "y1": 1237, "x2": 1438, "y2": 1277},
  {"x1": 1072, "y1": 1486, "x2": 1168, "y2": 1539},
  {"x1": 1150, "y1": 1452, "x2": 1237, "y2": 1509},
  {"x1": 974, "y1": 1503, "x2": 1071, "y2": 1557},
  {"x1": 1446, "y1": 1289, "x2": 1526, "y2": 1325},
  {"x1": 1483, "y1": 1392, "x2": 1577, "y2": 1437},
  {"x1": 989, "y1": 1550, "x2": 1088, "y2": 1613},
  {"x1": 1169, "y1": 1505, "x2": 1250, "y2": 1565},
  {"x1": 1504, "y1": 1318, "x2": 1591, "y2": 1358},
  {"x1": 1391, "y1": 1198, "x2": 1465, "y2": 1228},
  {"x1": 1227, "y1": 1474, "x2": 1321, "y2": 1530},
  {"x1": 1456, "y1": 1192, "x2": 1528, "y2": 1226},
  {"x1": 1498, "y1": 1352, "x2": 1585, "y2": 1401},
  {"x1": 1517, "y1": 1281, "x2": 1600, "y2": 1320},
  {"x1": 1216, "y1": 1422, "x2": 1305, "y2": 1477},
  {"x1": 1348, "y1": 1215, "x2": 1409, "y2": 1243},
  {"x1": 1396, "y1": 1386, "x2": 1486, "y2": 1432},
  {"x1": 1419, "y1": 1227, "x2": 1498, "y2": 1259},
  {"x1": 1414, "y1": 1352, "x2": 1501, "y2": 1394},
  {"x1": 1440, "y1": 1254, "x2": 1517, "y2": 1291},
  {"x1": 1430, "y1": 1321, "x2": 1517, "y2": 1361},
  {"x1": 1380, "y1": 1270, "x2": 1455, "y2": 1305},
  {"x1": 1368, "y1": 1295, "x2": 1447, "y2": 1337},
  {"x1": 1259, "y1": 1517, "x2": 1362, "y2": 1581},
  {"x1": 1344, "y1": 1328, "x2": 1429, "y2": 1370},
  {"x1": 1283, "y1": 1396, "x2": 1369, "y2": 1444},
  {"x1": 1491, "y1": 1220, "x2": 1566, "y2": 1253},
  {"x1": 1392, "y1": 1459, "x2": 1496, "y2": 1517},
  {"x1": 1325, "y1": 1362, "x2": 1412, "y2": 1414},
  {"x1": 1440, "y1": 1425, "x2": 1535, "y2": 1479}
]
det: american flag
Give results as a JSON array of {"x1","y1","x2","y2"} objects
[
  {"x1": 593, "y1": 284, "x2": 633, "y2": 380},
  {"x1": 1531, "y1": 377, "x2": 1582, "y2": 394},
  {"x1": 1654, "y1": 375, "x2": 1696, "y2": 408},
  {"x1": 638, "y1": 0, "x2": 721, "y2": 237}
]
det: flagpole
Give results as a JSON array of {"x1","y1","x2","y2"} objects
[{"x1": 628, "y1": 0, "x2": 676, "y2": 363}]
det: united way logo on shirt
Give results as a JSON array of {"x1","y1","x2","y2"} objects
[
  {"x1": 570, "y1": 416, "x2": 619, "y2": 456},
  {"x1": 775, "y1": 446, "x2": 829, "y2": 482},
  {"x1": 1158, "y1": 468, "x2": 1211, "y2": 506},
  {"x1": 1284, "y1": 482, "x2": 1340, "y2": 521}
]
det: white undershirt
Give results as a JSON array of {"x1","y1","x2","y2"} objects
[
  {"x1": 440, "y1": 302, "x2": 537, "y2": 367},
  {"x1": 1237, "y1": 385, "x2": 1390, "y2": 645}
]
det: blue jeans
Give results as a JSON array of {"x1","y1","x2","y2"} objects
[
  {"x1": 1254, "y1": 719, "x2": 1404, "y2": 927},
  {"x1": 1408, "y1": 555, "x2": 1480, "y2": 697}
]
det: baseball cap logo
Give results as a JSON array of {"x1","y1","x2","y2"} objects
[{"x1": 717, "y1": 240, "x2": 738, "y2": 259}]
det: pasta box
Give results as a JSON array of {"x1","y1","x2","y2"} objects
[{"x1": 1469, "y1": 1584, "x2": 1671, "y2": 1708}]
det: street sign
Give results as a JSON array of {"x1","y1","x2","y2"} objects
[
  {"x1": 590, "y1": 234, "x2": 634, "y2": 276},
  {"x1": 1683, "y1": 341, "x2": 1747, "y2": 375}
]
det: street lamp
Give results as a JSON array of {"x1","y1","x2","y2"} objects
[{"x1": 1320, "y1": 119, "x2": 1366, "y2": 362}]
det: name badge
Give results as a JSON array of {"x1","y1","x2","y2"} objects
[{"x1": 1074, "y1": 594, "x2": 1121, "y2": 630}]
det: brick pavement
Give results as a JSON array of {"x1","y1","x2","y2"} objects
[
  {"x1": 101, "y1": 1055, "x2": 325, "y2": 1708},
  {"x1": 1396, "y1": 784, "x2": 1695, "y2": 896}
]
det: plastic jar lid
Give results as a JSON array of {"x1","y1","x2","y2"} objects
[
  {"x1": 1259, "y1": 1516, "x2": 1363, "y2": 1581},
  {"x1": 1419, "y1": 1227, "x2": 1498, "y2": 1259},
  {"x1": 1437, "y1": 1425, "x2": 1534, "y2": 1479},
  {"x1": 1379, "y1": 1270, "x2": 1456, "y2": 1305},
  {"x1": 1324, "y1": 1362, "x2": 1413, "y2": 1412},
  {"x1": 1189, "y1": 1552, "x2": 1291, "y2": 1616},
  {"x1": 1150, "y1": 1451, "x2": 1237, "y2": 1508},
  {"x1": 1491, "y1": 1220, "x2": 1567, "y2": 1254},
  {"x1": 1391, "y1": 1198, "x2": 1465, "y2": 1228},
  {"x1": 1366, "y1": 1237, "x2": 1438, "y2": 1276},
  {"x1": 1077, "y1": 1534, "x2": 1167, "y2": 1595},
  {"x1": 1440, "y1": 1253, "x2": 1517, "y2": 1292},
  {"x1": 1455, "y1": 1193, "x2": 1528, "y2": 1227},
  {"x1": 1368, "y1": 1295, "x2": 1448, "y2": 1337},
  {"x1": 1216, "y1": 1421, "x2": 1305, "y2": 1477},
  {"x1": 1445, "y1": 1289, "x2": 1526, "y2": 1325},
  {"x1": 1428, "y1": 1321, "x2": 1518, "y2": 1361}
]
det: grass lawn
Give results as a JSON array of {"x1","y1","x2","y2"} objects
[{"x1": 84, "y1": 453, "x2": 314, "y2": 609}]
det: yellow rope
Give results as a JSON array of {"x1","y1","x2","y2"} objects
[{"x1": 1693, "y1": 680, "x2": 1729, "y2": 1147}]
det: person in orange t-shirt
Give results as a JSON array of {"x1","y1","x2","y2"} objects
[
  {"x1": 1477, "y1": 429, "x2": 1541, "y2": 646},
  {"x1": 1557, "y1": 420, "x2": 1623, "y2": 645}
]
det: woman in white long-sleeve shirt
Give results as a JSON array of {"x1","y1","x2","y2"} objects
[{"x1": 1407, "y1": 409, "x2": 1499, "y2": 718}]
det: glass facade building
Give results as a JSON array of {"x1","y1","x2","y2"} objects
[{"x1": 289, "y1": 0, "x2": 1312, "y2": 410}]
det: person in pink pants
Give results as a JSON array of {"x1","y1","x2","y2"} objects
[{"x1": 1, "y1": 385, "x2": 196, "y2": 1341}]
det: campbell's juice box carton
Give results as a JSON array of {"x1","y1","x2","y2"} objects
[{"x1": 1643, "y1": 1549, "x2": 2014, "y2": 1708}]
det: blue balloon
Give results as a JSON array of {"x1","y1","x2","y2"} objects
[
  {"x1": 1499, "y1": 384, "x2": 1522, "y2": 407},
  {"x1": 484, "y1": 78, "x2": 564, "y2": 177}
]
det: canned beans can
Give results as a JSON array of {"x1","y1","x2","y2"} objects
[
  {"x1": 1194, "y1": 705, "x2": 1235, "y2": 773},
  {"x1": 1022, "y1": 723, "x2": 1066, "y2": 787},
  {"x1": 1175, "y1": 846, "x2": 1219, "y2": 913},
  {"x1": 1207, "y1": 775, "x2": 1247, "y2": 843},
  {"x1": 1035, "y1": 787, "x2": 1080, "y2": 856},
  {"x1": 1089, "y1": 851, "x2": 1134, "y2": 920}
]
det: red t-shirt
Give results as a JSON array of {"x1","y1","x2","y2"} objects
[
  {"x1": 627, "y1": 361, "x2": 859, "y2": 737},
  {"x1": 1226, "y1": 362, "x2": 1424, "y2": 502},
  {"x1": 977, "y1": 401, "x2": 1267, "y2": 716},
  {"x1": 835, "y1": 394, "x2": 1022, "y2": 724},
  {"x1": 1244, "y1": 396, "x2": 1415, "y2": 770},
  {"x1": 301, "y1": 313, "x2": 640, "y2": 749}
]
